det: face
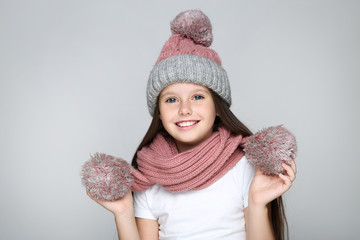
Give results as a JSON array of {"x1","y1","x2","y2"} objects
[{"x1": 159, "y1": 82, "x2": 217, "y2": 153}]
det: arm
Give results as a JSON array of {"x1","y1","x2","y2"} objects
[
  {"x1": 136, "y1": 218, "x2": 159, "y2": 240},
  {"x1": 244, "y1": 202, "x2": 273, "y2": 240},
  {"x1": 87, "y1": 191, "x2": 141, "y2": 240},
  {"x1": 245, "y1": 160, "x2": 296, "y2": 240}
]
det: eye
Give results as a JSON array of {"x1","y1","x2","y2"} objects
[
  {"x1": 165, "y1": 97, "x2": 177, "y2": 103},
  {"x1": 193, "y1": 95, "x2": 204, "y2": 100}
]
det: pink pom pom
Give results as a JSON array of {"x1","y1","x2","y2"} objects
[
  {"x1": 81, "y1": 153, "x2": 133, "y2": 201},
  {"x1": 244, "y1": 126, "x2": 297, "y2": 175},
  {"x1": 170, "y1": 9, "x2": 213, "y2": 47}
]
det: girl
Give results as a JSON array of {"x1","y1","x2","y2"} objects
[{"x1": 88, "y1": 10, "x2": 296, "y2": 240}]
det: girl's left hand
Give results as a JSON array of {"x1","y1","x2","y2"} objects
[{"x1": 249, "y1": 159, "x2": 296, "y2": 206}]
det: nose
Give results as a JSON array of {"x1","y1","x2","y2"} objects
[{"x1": 179, "y1": 100, "x2": 192, "y2": 116}]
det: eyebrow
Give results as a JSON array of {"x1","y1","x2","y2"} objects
[{"x1": 160, "y1": 88, "x2": 210, "y2": 97}]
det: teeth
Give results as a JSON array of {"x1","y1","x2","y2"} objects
[{"x1": 177, "y1": 121, "x2": 198, "y2": 127}]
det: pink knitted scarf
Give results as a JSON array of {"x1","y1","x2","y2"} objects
[{"x1": 131, "y1": 127, "x2": 246, "y2": 192}]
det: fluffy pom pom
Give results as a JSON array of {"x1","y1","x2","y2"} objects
[
  {"x1": 170, "y1": 9, "x2": 213, "y2": 47},
  {"x1": 81, "y1": 153, "x2": 133, "y2": 201},
  {"x1": 244, "y1": 126, "x2": 297, "y2": 175}
]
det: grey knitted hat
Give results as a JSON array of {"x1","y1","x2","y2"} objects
[{"x1": 146, "y1": 10, "x2": 231, "y2": 116}]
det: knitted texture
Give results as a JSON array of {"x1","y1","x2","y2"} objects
[
  {"x1": 81, "y1": 153, "x2": 133, "y2": 201},
  {"x1": 132, "y1": 126, "x2": 245, "y2": 192},
  {"x1": 243, "y1": 126, "x2": 297, "y2": 175},
  {"x1": 155, "y1": 35, "x2": 221, "y2": 65},
  {"x1": 147, "y1": 9, "x2": 231, "y2": 116}
]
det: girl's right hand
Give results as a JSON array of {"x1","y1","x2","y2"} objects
[{"x1": 87, "y1": 190, "x2": 134, "y2": 217}]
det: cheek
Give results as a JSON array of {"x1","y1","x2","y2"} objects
[
  {"x1": 158, "y1": 108, "x2": 174, "y2": 124},
  {"x1": 158, "y1": 104, "x2": 167, "y2": 121},
  {"x1": 160, "y1": 104, "x2": 178, "y2": 116},
  {"x1": 209, "y1": 108, "x2": 217, "y2": 124},
  {"x1": 204, "y1": 104, "x2": 216, "y2": 119}
]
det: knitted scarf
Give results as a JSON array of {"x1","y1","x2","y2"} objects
[{"x1": 131, "y1": 127, "x2": 246, "y2": 192}]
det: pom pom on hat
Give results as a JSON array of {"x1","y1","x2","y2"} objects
[
  {"x1": 81, "y1": 153, "x2": 133, "y2": 201},
  {"x1": 243, "y1": 126, "x2": 297, "y2": 175},
  {"x1": 170, "y1": 9, "x2": 213, "y2": 47}
]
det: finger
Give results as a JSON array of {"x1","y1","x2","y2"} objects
[
  {"x1": 279, "y1": 173, "x2": 292, "y2": 191},
  {"x1": 290, "y1": 159, "x2": 297, "y2": 174},
  {"x1": 282, "y1": 162, "x2": 296, "y2": 182}
]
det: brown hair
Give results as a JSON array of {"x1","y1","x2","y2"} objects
[{"x1": 131, "y1": 90, "x2": 288, "y2": 240}]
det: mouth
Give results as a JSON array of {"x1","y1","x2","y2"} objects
[{"x1": 176, "y1": 120, "x2": 199, "y2": 128}]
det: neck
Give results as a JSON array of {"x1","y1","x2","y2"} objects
[
  {"x1": 175, "y1": 134, "x2": 213, "y2": 153},
  {"x1": 175, "y1": 142, "x2": 194, "y2": 153}
]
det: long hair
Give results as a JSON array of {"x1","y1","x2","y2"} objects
[{"x1": 131, "y1": 90, "x2": 288, "y2": 240}]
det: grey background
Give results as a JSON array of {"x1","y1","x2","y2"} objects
[{"x1": 1, "y1": 0, "x2": 359, "y2": 239}]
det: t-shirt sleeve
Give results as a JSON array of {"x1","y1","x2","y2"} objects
[
  {"x1": 133, "y1": 190, "x2": 157, "y2": 220},
  {"x1": 236, "y1": 155, "x2": 256, "y2": 208}
]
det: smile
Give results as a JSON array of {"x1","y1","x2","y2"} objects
[{"x1": 176, "y1": 121, "x2": 199, "y2": 127}]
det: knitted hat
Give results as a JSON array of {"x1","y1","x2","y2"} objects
[{"x1": 146, "y1": 10, "x2": 231, "y2": 116}]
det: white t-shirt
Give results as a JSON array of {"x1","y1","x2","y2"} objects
[{"x1": 133, "y1": 156, "x2": 255, "y2": 240}]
